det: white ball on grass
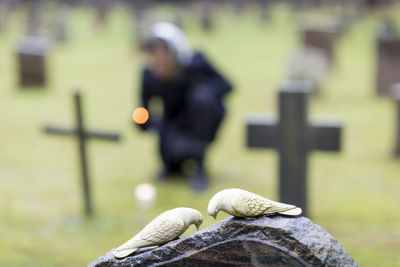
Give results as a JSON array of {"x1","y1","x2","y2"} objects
[{"x1": 134, "y1": 183, "x2": 156, "y2": 207}]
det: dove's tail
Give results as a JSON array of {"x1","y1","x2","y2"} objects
[
  {"x1": 112, "y1": 247, "x2": 138, "y2": 259},
  {"x1": 279, "y1": 207, "x2": 302, "y2": 216}
]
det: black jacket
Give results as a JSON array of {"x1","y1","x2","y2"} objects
[{"x1": 138, "y1": 52, "x2": 232, "y2": 142}]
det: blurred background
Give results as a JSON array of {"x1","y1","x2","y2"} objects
[{"x1": 0, "y1": 0, "x2": 400, "y2": 266}]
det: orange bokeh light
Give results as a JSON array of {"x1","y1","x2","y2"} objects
[{"x1": 133, "y1": 107, "x2": 149, "y2": 124}]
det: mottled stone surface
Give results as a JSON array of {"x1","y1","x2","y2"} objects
[{"x1": 89, "y1": 215, "x2": 357, "y2": 267}]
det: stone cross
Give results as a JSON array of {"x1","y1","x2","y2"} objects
[
  {"x1": 44, "y1": 91, "x2": 121, "y2": 217},
  {"x1": 246, "y1": 80, "x2": 342, "y2": 217},
  {"x1": 376, "y1": 20, "x2": 400, "y2": 96}
]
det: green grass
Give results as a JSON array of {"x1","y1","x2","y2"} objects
[{"x1": 0, "y1": 3, "x2": 400, "y2": 266}]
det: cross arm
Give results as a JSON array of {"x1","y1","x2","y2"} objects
[
  {"x1": 86, "y1": 131, "x2": 120, "y2": 141},
  {"x1": 246, "y1": 114, "x2": 279, "y2": 148},
  {"x1": 309, "y1": 119, "x2": 342, "y2": 151},
  {"x1": 43, "y1": 125, "x2": 121, "y2": 141},
  {"x1": 44, "y1": 126, "x2": 76, "y2": 136}
]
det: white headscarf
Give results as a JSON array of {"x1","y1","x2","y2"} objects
[{"x1": 149, "y1": 22, "x2": 192, "y2": 66}]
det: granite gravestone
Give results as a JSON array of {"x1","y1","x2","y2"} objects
[
  {"x1": 89, "y1": 215, "x2": 357, "y2": 266},
  {"x1": 246, "y1": 80, "x2": 342, "y2": 217},
  {"x1": 376, "y1": 21, "x2": 400, "y2": 96},
  {"x1": 43, "y1": 91, "x2": 121, "y2": 216},
  {"x1": 16, "y1": 36, "x2": 50, "y2": 87}
]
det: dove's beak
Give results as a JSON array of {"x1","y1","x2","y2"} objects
[
  {"x1": 195, "y1": 221, "x2": 202, "y2": 230},
  {"x1": 212, "y1": 209, "x2": 218, "y2": 219}
]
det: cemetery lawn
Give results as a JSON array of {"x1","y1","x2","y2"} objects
[{"x1": 1, "y1": 4, "x2": 400, "y2": 266}]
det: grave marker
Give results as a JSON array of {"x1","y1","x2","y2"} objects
[
  {"x1": 376, "y1": 20, "x2": 400, "y2": 96},
  {"x1": 390, "y1": 84, "x2": 400, "y2": 157},
  {"x1": 44, "y1": 91, "x2": 121, "y2": 217},
  {"x1": 16, "y1": 35, "x2": 50, "y2": 88},
  {"x1": 246, "y1": 80, "x2": 342, "y2": 216},
  {"x1": 54, "y1": 4, "x2": 70, "y2": 43},
  {"x1": 90, "y1": 216, "x2": 357, "y2": 266},
  {"x1": 200, "y1": 0, "x2": 213, "y2": 31},
  {"x1": 130, "y1": 0, "x2": 152, "y2": 48},
  {"x1": 300, "y1": 22, "x2": 341, "y2": 65},
  {"x1": 258, "y1": 0, "x2": 270, "y2": 23},
  {"x1": 92, "y1": 0, "x2": 110, "y2": 32},
  {"x1": 0, "y1": 3, "x2": 8, "y2": 33},
  {"x1": 26, "y1": 1, "x2": 41, "y2": 36},
  {"x1": 366, "y1": 0, "x2": 392, "y2": 8}
]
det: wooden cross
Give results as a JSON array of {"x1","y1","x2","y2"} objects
[
  {"x1": 246, "y1": 80, "x2": 342, "y2": 217},
  {"x1": 44, "y1": 91, "x2": 121, "y2": 217}
]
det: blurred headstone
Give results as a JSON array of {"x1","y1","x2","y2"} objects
[
  {"x1": 376, "y1": 20, "x2": 400, "y2": 96},
  {"x1": 200, "y1": 0, "x2": 213, "y2": 32},
  {"x1": 258, "y1": 0, "x2": 270, "y2": 23},
  {"x1": 390, "y1": 84, "x2": 400, "y2": 157},
  {"x1": 130, "y1": 0, "x2": 153, "y2": 48},
  {"x1": 43, "y1": 91, "x2": 121, "y2": 217},
  {"x1": 287, "y1": 47, "x2": 329, "y2": 93},
  {"x1": 365, "y1": 0, "x2": 392, "y2": 8},
  {"x1": 89, "y1": 216, "x2": 357, "y2": 266},
  {"x1": 92, "y1": 0, "x2": 110, "y2": 32},
  {"x1": 339, "y1": 0, "x2": 364, "y2": 27},
  {"x1": 26, "y1": 1, "x2": 42, "y2": 36},
  {"x1": 246, "y1": 80, "x2": 342, "y2": 217},
  {"x1": 173, "y1": 0, "x2": 186, "y2": 29},
  {"x1": 300, "y1": 21, "x2": 342, "y2": 66},
  {"x1": 291, "y1": 0, "x2": 307, "y2": 11},
  {"x1": 16, "y1": 36, "x2": 50, "y2": 88},
  {"x1": 53, "y1": 3, "x2": 70, "y2": 43},
  {"x1": 233, "y1": 0, "x2": 246, "y2": 15},
  {"x1": 0, "y1": 2, "x2": 8, "y2": 33}
]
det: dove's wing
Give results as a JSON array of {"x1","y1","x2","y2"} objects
[
  {"x1": 231, "y1": 191, "x2": 272, "y2": 217},
  {"x1": 116, "y1": 214, "x2": 185, "y2": 252}
]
